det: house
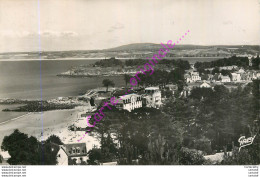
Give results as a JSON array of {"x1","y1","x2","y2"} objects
[
  {"x1": 184, "y1": 73, "x2": 191, "y2": 83},
  {"x1": 57, "y1": 146, "x2": 69, "y2": 165},
  {"x1": 212, "y1": 73, "x2": 222, "y2": 82},
  {"x1": 165, "y1": 84, "x2": 178, "y2": 94},
  {"x1": 204, "y1": 152, "x2": 232, "y2": 164},
  {"x1": 219, "y1": 65, "x2": 238, "y2": 70},
  {"x1": 207, "y1": 74, "x2": 214, "y2": 80},
  {"x1": 200, "y1": 82, "x2": 211, "y2": 88},
  {"x1": 102, "y1": 161, "x2": 118, "y2": 165},
  {"x1": 221, "y1": 76, "x2": 231, "y2": 82},
  {"x1": 185, "y1": 72, "x2": 201, "y2": 83},
  {"x1": 190, "y1": 72, "x2": 201, "y2": 82},
  {"x1": 248, "y1": 56, "x2": 253, "y2": 66},
  {"x1": 115, "y1": 93, "x2": 142, "y2": 112},
  {"x1": 181, "y1": 86, "x2": 192, "y2": 97},
  {"x1": 143, "y1": 87, "x2": 162, "y2": 108},
  {"x1": 57, "y1": 143, "x2": 88, "y2": 165},
  {"x1": 0, "y1": 151, "x2": 11, "y2": 165},
  {"x1": 231, "y1": 73, "x2": 241, "y2": 82},
  {"x1": 237, "y1": 68, "x2": 245, "y2": 74}
]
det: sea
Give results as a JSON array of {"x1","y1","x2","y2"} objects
[
  {"x1": 0, "y1": 57, "x2": 221, "y2": 123},
  {"x1": 0, "y1": 59, "x2": 126, "y2": 123},
  {"x1": 0, "y1": 59, "x2": 127, "y2": 100}
]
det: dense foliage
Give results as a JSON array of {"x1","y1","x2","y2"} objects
[
  {"x1": 1, "y1": 130, "x2": 61, "y2": 165},
  {"x1": 134, "y1": 69, "x2": 185, "y2": 90},
  {"x1": 92, "y1": 79, "x2": 259, "y2": 165},
  {"x1": 125, "y1": 58, "x2": 190, "y2": 70},
  {"x1": 194, "y1": 56, "x2": 257, "y2": 69},
  {"x1": 102, "y1": 79, "x2": 115, "y2": 92},
  {"x1": 94, "y1": 57, "x2": 123, "y2": 67},
  {"x1": 94, "y1": 58, "x2": 190, "y2": 71}
]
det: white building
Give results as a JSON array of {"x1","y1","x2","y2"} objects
[
  {"x1": 116, "y1": 93, "x2": 142, "y2": 112},
  {"x1": 221, "y1": 76, "x2": 231, "y2": 82},
  {"x1": 200, "y1": 82, "x2": 211, "y2": 88},
  {"x1": 0, "y1": 151, "x2": 11, "y2": 165},
  {"x1": 165, "y1": 84, "x2": 178, "y2": 95},
  {"x1": 257, "y1": 73, "x2": 260, "y2": 79},
  {"x1": 191, "y1": 72, "x2": 201, "y2": 82},
  {"x1": 184, "y1": 74, "x2": 191, "y2": 83},
  {"x1": 248, "y1": 56, "x2": 253, "y2": 66},
  {"x1": 219, "y1": 65, "x2": 238, "y2": 70},
  {"x1": 231, "y1": 73, "x2": 241, "y2": 82},
  {"x1": 237, "y1": 68, "x2": 245, "y2": 74},
  {"x1": 57, "y1": 143, "x2": 88, "y2": 165},
  {"x1": 185, "y1": 72, "x2": 201, "y2": 83},
  {"x1": 143, "y1": 87, "x2": 162, "y2": 108}
]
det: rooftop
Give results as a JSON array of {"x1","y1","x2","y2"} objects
[
  {"x1": 145, "y1": 87, "x2": 159, "y2": 90},
  {"x1": 61, "y1": 143, "x2": 87, "y2": 157},
  {"x1": 119, "y1": 93, "x2": 140, "y2": 100},
  {"x1": 0, "y1": 151, "x2": 11, "y2": 159}
]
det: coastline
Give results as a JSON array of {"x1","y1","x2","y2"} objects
[
  {"x1": 0, "y1": 56, "x2": 223, "y2": 62},
  {"x1": 0, "y1": 58, "x2": 103, "y2": 62},
  {"x1": 0, "y1": 107, "x2": 100, "y2": 150},
  {"x1": 0, "y1": 112, "x2": 32, "y2": 125}
]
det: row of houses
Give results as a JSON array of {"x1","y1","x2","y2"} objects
[
  {"x1": 185, "y1": 68, "x2": 260, "y2": 83},
  {"x1": 181, "y1": 80, "x2": 251, "y2": 97}
]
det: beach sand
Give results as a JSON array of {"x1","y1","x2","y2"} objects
[{"x1": 0, "y1": 107, "x2": 100, "y2": 151}]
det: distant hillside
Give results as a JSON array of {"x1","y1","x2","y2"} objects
[
  {"x1": 105, "y1": 43, "x2": 260, "y2": 52},
  {"x1": 0, "y1": 43, "x2": 259, "y2": 60},
  {"x1": 104, "y1": 43, "x2": 209, "y2": 51}
]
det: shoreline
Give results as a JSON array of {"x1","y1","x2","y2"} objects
[
  {"x1": 0, "y1": 58, "x2": 103, "y2": 61},
  {"x1": 0, "y1": 112, "x2": 31, "y2": 125},
  {"x1": 0, "y1": 57, "x2": 224, "y2": 62},
  {"x1": 0, "y1": 106, "x2": 100, "y2": 150}
]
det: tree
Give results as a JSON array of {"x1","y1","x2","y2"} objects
[
  {"x1": 45, "y1": 135, "x2": 63, "y2": 145},
  {"x1": 212, "y1": 67, "x2": 220, "y2": 75},
  {"x1": 1, "y1": 129, "x2": 40, "y2": 165},
  {"x1": 90, "y1": 97, "x2": 95, "y2": 106},
  {"x1": 87, "y1": 148, "x2": 102, "y2": 165},
  {"x1": 252, "y1": 56, "x2": 260, "y2": 70},
  {"x1": 101, "y1": 134, "x2": 118, "y2": 163},
  {"x1": 190, "y1": 87, "x2": 214, "y2": 100},
  {"x1": 168, "y1": 68, "x2": 185, "y2": 84},
  {"x1": 68, "y1": 158, "x2": 77, "y2": 165},
  {"x1": 1, "y1": 130, "x2": 61, "y2": 165},
  {"x1": 178, "y1": 148, "x2": 205, "y2": 165},
  {"x1": 102, "y1": 79, "x2": 115, "y2": 92},
  {"x1": 123, "y1": 74, "x2": 131, "y2": 87}
]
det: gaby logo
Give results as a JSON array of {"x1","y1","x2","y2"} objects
[{"x1": 238, "y1": 135, "x2": 256, "y2": 151}]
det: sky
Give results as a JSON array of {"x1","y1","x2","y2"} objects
[{"x1": 0, "y1": 0, "x2": 259, "y2": 52}]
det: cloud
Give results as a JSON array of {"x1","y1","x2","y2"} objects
[
  {"x1": 0, "y1": 30, "x2": 78, "y2": 38},
  {"x1": 108, "y1": 23, "x2": 125, "y2": 32},
  {"x1": 40, "y1": 30, "x2": 78, "y2": 37},
  {"x1": 223, "y1": 20, "x2": 233, "y2": 25},
  {"x1": 0, "y1": 30, "x2": 33, "y2": 38}
]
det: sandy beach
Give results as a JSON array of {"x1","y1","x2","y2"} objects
[{"x1": 0, "y1": 107, "x2": 100, "y2": 151}]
